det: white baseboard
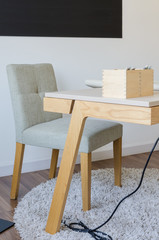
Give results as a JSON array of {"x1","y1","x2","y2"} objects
[{"x1": 0, "y1": 141, "x2": 158, "y2": 177}]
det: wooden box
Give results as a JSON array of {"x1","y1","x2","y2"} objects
[{"x1": 102, "y1": 69, "x2": 154, "y2": 99}]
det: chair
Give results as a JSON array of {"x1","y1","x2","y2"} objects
[{"x1": 7, "y1": 63, "x2": 123, "y2": 211}]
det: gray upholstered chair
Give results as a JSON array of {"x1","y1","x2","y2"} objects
[{"x1": 7, "y1": 63, "x2": 122, "y2": 211}]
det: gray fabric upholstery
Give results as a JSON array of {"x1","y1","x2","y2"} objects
[
  {"x1": 7, "y1": 63, "x2": 122, "y2": 153},
  {"x1": 7, "y1": 64, "x2": 62, "y2": 142},
  {"x1": 23, "y1": 117, "x2": 122, "y2": 153}
]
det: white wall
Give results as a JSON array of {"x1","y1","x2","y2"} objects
[{"x1": 1, "y1": 0, "x2": 159, "y2": 176}]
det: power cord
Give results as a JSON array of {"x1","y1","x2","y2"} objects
[{"x1": 64, "y1": 137, "x2": 159, "y2": 240}]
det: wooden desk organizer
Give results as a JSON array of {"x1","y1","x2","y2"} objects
[{"x1": 102, "y1": 69, "x2": 154, "y2": 98}]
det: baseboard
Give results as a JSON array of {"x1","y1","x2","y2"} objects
[
  {"x1": 0, "y1": 141, "x2": 158, "y2": 177},
  {"x1": 0, "y1": 159, "x2": 51, "y2": 178}
]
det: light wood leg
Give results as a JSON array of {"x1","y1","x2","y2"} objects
[
  {"x1": 10, "y1": 142, "x2": 25, "y2": 199},
  {"x1": 80, "y1": 152, "x2": 91, "y2": 211},
  {"x1": 45, "y1": 101, "x2": 87, "y2": 234},
  {"x1": 113, "y1": 137, "x2": 122, "y2": 187},
  {"x1": 49, "y1": 149, "x2": 59, "y2": 179}
]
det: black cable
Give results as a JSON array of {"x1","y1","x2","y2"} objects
[
  {"x1": 64, "y1": 137, "x2": 159, "y2": 240},
  {"x1": 64, "y1": 221, "x2": 113, "y2": 240}
]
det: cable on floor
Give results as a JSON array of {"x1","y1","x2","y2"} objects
[{"x1": 64, "y1": 137, "x2": 159, "y2": 240}]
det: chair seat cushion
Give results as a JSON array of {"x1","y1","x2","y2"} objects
[{"x1": 22, "y1": 117, "x2": 122, "y2": 153}]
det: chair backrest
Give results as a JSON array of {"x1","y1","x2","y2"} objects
[{"x1": 7, "y1": 63, "x2": 62, "y2": 143}]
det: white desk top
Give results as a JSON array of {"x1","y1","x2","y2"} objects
[{"x1": 45, "y1": 88, "x2": 159, "y2": 107}]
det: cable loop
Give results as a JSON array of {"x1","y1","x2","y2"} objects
[{"x1": 64, "y1": 221, "x2": 113, "y2": 240}]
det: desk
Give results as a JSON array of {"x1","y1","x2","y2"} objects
[{"x1": 44, "y1": 88, "x2": 159, "y2": 234}]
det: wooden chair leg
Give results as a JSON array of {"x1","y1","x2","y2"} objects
[
  {"x1": 113, "y1": 137, "x2": 122, "y2": 187},
  {"x1": 80, "y1": 152, "x2": 91, "y2": 211},
  {"x1": 49, "y1": 149, "x2": 59, "y2": 179},
  {"x1": 10, "y1": 142, "x2": 25, "y2": 200}
]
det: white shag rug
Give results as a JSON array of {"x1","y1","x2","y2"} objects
[{"x1": 14, "y1": 168, "x2": 159, "y2": 240}]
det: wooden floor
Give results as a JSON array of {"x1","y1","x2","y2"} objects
[{"x1": 0, "y1": 151, "x2": 159, "y2": 240}]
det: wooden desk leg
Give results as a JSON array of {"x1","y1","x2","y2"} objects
[
  {"x1": 113, "y1": 137, "x2": 122, "y2": 187},
  {"x1": 45, "y1": 101, "x2": 87, "y2": 234}
]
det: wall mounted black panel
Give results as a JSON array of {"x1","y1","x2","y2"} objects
[{"x1": 0, "y1": 0, "x2": 122, "y2": 38}]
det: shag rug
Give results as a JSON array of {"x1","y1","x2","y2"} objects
[{"x1": 14, "y1": 168, "x2": 159, "y2": 240}]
